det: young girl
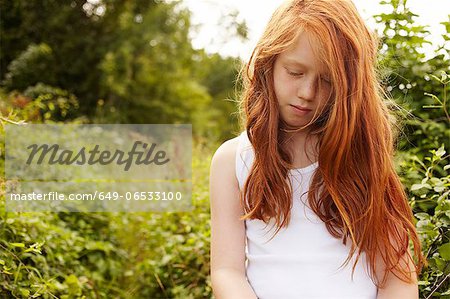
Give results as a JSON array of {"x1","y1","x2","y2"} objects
[{"x1": 209, "y1": 0, "x2": 427, "y2": 298}]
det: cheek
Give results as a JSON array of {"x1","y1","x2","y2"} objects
[
  {"x1": 273, "y1": 73, "x2": 283, "y2": 101},
  {"x1": 317, "y1": 87, "x2": 332, "y2": 107},
  {"x1": 274, "y1": 73, "x2": 296, "y2": 101}
]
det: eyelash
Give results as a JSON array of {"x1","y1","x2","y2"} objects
[
  {"x1": 286, "y1": 69, "x2": 304, "y2": 77},
  {"x1": 286, "y1": 69, "x2": 331, "y2": 84}
]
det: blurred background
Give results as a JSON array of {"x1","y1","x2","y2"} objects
[{"x1": 0, "y1": 0, "x2": 449, "y2": 298}]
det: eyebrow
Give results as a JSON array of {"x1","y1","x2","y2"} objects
[
  {"x1": 283, "y1": 57, "x2": 328, "y2": 74},
  {"x1": 283, "y1": 58, "x2": 310, "y2": 68}
]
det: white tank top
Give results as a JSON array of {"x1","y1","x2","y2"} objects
[{"x1": 235, "y1": 131, "x2": 378, "y2": 299}]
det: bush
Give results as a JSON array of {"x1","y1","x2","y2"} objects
[{"x1": 2, "y1": 43, "x2": 57, "y2": 91}]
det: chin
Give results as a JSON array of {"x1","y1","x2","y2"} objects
[{"x1": 282, "y1": 118, "x2": 308, "y2": 129}]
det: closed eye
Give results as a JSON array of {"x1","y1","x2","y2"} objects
[{"x1": 285, "y1": 68, "x2": 304, "y2": 77}]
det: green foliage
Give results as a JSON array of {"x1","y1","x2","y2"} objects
[
  {"x1": 193, "y1": 52, "x2": 243, "y2": 142},
  {"x1": 97, "y1": 1, "x2": 208, "y2": 124},
  {"x1": 2, "y1": 43, "x2": 57, "y2": 91},
  {"x1": 107, "y1": 147, "x2": 213, "y2": 298},
  {"x1": 399, "y1": 144, "x2": 450, "y2": 298},
  {"x1": 0, "y1": 84, "x2": 81, "y2": 123},
  {"x1": 0, "y1": 128, "x2": 215, "y2": 298},
  {"x1": 0, "y1": 0, "x2": 105, "y2": 111},
  {"x1": 0, "y1": 210, "x2": 127, "y2": 298},
  {"x1": 1, "y1": 0, "x2": 244, "y2": 132},
  {"x1": 375, "y1": 0, "x2": 449, "y2": 158},
  {"x1": 23, "y1": 83, "x2": 81, "y2": 121}
]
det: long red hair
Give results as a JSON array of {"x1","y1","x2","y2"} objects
[{"x1": 238, "y1": 0, "x2": 427, "y2": 289}]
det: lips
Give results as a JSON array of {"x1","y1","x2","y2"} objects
[{"x1": 290, "y1": 104, "x2": 312, "y2": 112}]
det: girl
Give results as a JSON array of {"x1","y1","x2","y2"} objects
[{"x1": 209, "y1": 0, "x2": 427, "y2": 298}]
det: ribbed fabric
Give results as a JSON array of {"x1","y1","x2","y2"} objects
[{"x1": 235, "y1": 131, "x2": 377, "y2": 299}]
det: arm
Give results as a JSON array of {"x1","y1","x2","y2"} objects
[
  {"x1": 209, "y1": 138, "x2": 258, "y2": 299},
  {"x1": 376, "y1": 247, "x2": 419, "y2": 299}
]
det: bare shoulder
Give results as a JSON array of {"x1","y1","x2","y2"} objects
[
  {"x1": 209, "y1": 135, "x2": 241, "y2": 203},
  {"x1": 210, "y1": 136, "x2": 240, "y2": 180},
  {"x1": 211, "y1": 136, "x2": 239, "y2": 164}
]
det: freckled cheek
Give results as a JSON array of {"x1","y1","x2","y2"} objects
[
  {"x1": 317, "y1": 88, "x2": 332, "y2": 108},
  {"x1": 275, "y1": 77, "x2": 297, "y2": 103}
]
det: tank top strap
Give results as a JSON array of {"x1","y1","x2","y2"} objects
[{"x1": 235, "y1": 130, "x2": 255, "y2": 190}]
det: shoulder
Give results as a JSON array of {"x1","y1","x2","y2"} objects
[
  {"x1": 210, "y1": 136, "x2": 240, "y2": 177},
  {"x1": 211, "y1": 136, "x2": 240, "y2": 166},
  {"x1": 210, "y1": 134, "x2": 242, "y2": 189}
]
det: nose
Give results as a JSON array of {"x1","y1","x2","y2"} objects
[{"x1": 297, "y1": 76, "x2": 317, "y2": 101}]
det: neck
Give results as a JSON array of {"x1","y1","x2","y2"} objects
[{"x1": 283, "y1": 131, "x2": 319, "y2": 169}]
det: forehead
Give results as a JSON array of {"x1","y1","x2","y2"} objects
[{"x1": 278, "y1": 31, "x2": 328, "y2": 73}]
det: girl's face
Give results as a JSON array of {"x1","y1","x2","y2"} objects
[{"x1": 273, "y1": 31, "x2": 332, "y2": 129}]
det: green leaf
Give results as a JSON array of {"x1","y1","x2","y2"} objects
[
  {"x1": 430, "y1": 177, "x2": 443, "y2": 185},
  {"x1": 434, "y1": 186, "x2": 445, "y2": 193},
  {"x1": 19, "y1": 288, "x2": 30, "y2": 297},
  {"x1": 411, "y1": 183, "x2": 432, "y2": 191},
  {"x1": 2, "y1": 268, "x2": 13, "y2": 275},
  {"x1": 438, "y1": 243, "x2": 450, "y2": 261},
  {"x1": 415, "y1": 212, "x2": 431, "y2": 220},
  {"x1": 10, "y1": 242, "x2": 25, "y2": 248},
  {"x1": 435, "y1": 145, "x2": 446, "y2": 158},
  {"x1": 418, "y1": 280, "x2": 430, "y2": 286}
]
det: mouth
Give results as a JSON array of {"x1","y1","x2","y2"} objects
[{"x1": 290, "y1": 104, "x2": 312, "y2": 112}]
